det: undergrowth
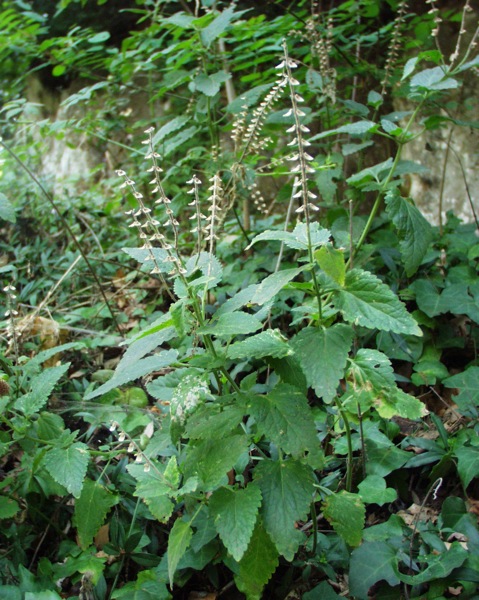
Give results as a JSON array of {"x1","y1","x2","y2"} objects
[{"x1": 1, "y1": 1, "x2": 479, "y2": 599}]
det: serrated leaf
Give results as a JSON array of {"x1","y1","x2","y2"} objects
[
  {"x1": 443, "y1": 366, "x2": 479, "y2": 417},
  {"x1": 348, "y1": 349, "x2": 396, "y2": 390},
  {"x1": 254, "y1": 459, "x2": 314, "y2": 559},
  {"x1": 14, "y1": 363, "x2": 70, "y2": 416},
  {"x1": 0, "y1": 193, "x2": 16, "y2": 223},
  {"x1": 168, "y1": 519, "x2": 193, "y2": 588},
  {"x1": 0, "y1": 496, "x2": 19, "y2": 519},
  {"x1": 292, "y1": 325, "x2": 354, "y2": 403},
  {"x1": 85, "y1": 350, "x2": 178, "y2": 399},
  {"x1": 234, "y1": 520, "x2": 279, "y2": 600},
  {"x1": 185, "y1": 402, "x2": 246, "y2": 439},
  {"x1": 267, "y1": 355, "x2": 308, "y2": 395},
  {"x1": 410, "y1": 66, "x2": 459, "y2": 91},
  {"x1": 182, "y1": 434, "x2": 249, "y2": 491},
  {"x1": 43, "y1": 442, "x2": 89, "y2": 498},
  {"x1": 393, "y1": 542, "x2": 467, "y2": 585},
  {"x1": 357, "y1": 475, "x2": 397, "y2": 506},
  {"x1": 200, "y1": 5, "x2": 241, "y2": 47},
  {"x1": 73, "y1": 478, "x2": 118, "y2": 549},
  {"x1": 227, "y1": 330, "x2": 293, "y2": 360},
  {"x1": 132, "y1": 474, "x2": 175, "y2": 523},
  {"x1": 209, "y1": 484, "x2": 262, "y2": 561},
  {"x1": 120, "y1": 327, "x2": 176, "y2": 369},
  {"x1": 385, "y1": 190, "x2": 433, "y2": 276},
  {"x1": 247, "y1": 222, "x2": 330, "y2": 252},
  {"x1": 250, "y1": 267, "x2": 304, "y2": 305},
  {"x1": 334, "y1": 269, "x2": 422, "y2": 336},
  {"x1": 122, "y1": 247, "x2": 169, "y2": 271},
  {"x1": 199, "y1": 311, "x2": 262, "y2": 337},
  {"x1": 315, "y1": 245, "x2": 346, "y2": 285},
  {"x1": 454, "y1": 446, "x2": 479, "y2": 489},
  {"x1": 250, "y1": 384, "x2": 320, "y2": 458},
  {"x1": 322, "y1": 491, "x2": 365, "y2": 546},
  {"x1": 349, "y1": 541, "x2": 400, "y2": 599}
]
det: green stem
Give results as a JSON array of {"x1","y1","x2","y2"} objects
[{"x1": 335, "y1": 399, "x2": 353, "y2": 493}]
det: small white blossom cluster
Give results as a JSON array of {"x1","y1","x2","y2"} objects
[
  {"x1": 303, "y1": 13, "x2": 336, "y2": 103},
  {"x1": 425, "y1": 0, "x2": 442, "y2": 39},
  {"x1": 248, "y1": 182, "x2": 268, "y2": 214},
  {"x1": 205, "y1": 174, "x2": 223, "y2": 255},
  {"x1": 381, "y1": 0, "x2": 409, "y2": 94},
  {"x1": 280, "y1": 42, "x2": 319, "y2": 220},
  {"x1": 109, "y1": 420, "x2": 155, "y2": 473},
  {"x1": 448, "y1": 1, "x2": 478, "y2": 66},
  {"x1": 170, "y1": 375, "x2": 210, "y2": 425}
]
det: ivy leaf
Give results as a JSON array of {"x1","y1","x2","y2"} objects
[
  {"x1": 167, "y1": 519, "x2": 193, "y2": 588},
  {"x1": 14, "y1": 363, "x2": 70, "y2": 416},
  {"x1": 182, "y1": 435, "x2": 249, "y2": 491},
  {"x1": 334, "y1": 269, "x2": 422, "y2": 336},
  {"x1": 349, "y1": 541, "x2": 400, "y2": 599},
  {"x1": 0, "y1": 193, "x2": 16, "y2": 223},
  {"x1": 444, "y1": 366, "x2": 479, "y2": 417},
  {"x1": 209, "y1": 484, "x2": 262, "y2": 561},
  {"x1": 292, "y1": 325, "x2": 354, "y2": 403},
  {"x1": 250, "y1": 267, "x2": 304, "y2": 306},
  {"x1": 322, "y1": 491, "x2": 365, "y2": 546},
  {"x1": 227, "y1": 329, "x2": 293, "y2": 360},
  {"x1": 43, "y1": 442, "x2": 89, "y2": 498},
  {"x1": 385, "y1": 190, "x2": 433, "y2": 276},
  {"x1": 357, "y1": 475, "x2": 397, "y2": 506},
  {"x1": 73, "y1": 478, "x2": 118, "y2": 549},
  {"x1": 198, "y1": 312, "x2": 263, "y2": 337},
  {"x1": 454, "y1": 446, "x2": 479, "y2": 489},
  {"x1": 249, "y1": 384, "x2": 320, "y2": 458},
  {"x1": 234, "y1": 520, "x2": 279, "y2": 600},
  {"x1": 393, "y1": 542, "x2": 467, "y2": 585},
  {"x1": 85, "y1": 350, "x2": 178, "y2": 399},
  {"x1": 254, "y1": 459, "x2": 314, "y2": 559}
]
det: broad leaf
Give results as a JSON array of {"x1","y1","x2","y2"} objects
[
  {"x1": 209, "y1": 484, "x2": 262, "y2": 561},
  {"x1": 357, "y1": 475, "x2": 397, "y2": 506},
  {"x1": 250, "y1": 267, "x2": 304, "y2": 306},
  {"x1": 454, "y1": 446, "x2": 479, "y2": 489},
  {"x1": 363, "y1": 422, "x2": 411, "y2": 477},
  {"x1": 227, "y1": 329, "x2": 293, "y2": 360},
  {"x1": 247, "y1": 222, "x2": 330, "y2": 252},
  {"x1": 348, "y1": 349, "x2": 396, "y2": 390},
  {"x1": 43, "y1": 442, "x2": 89, "y2": 498},
  {"x1": 385, "y1": 190, "x2": 433, "y2": 276},
  {"x1": 249, "y1": 384, "x2": 320, "y2": 458},
  {"x1": 198, "y1": 312, "x2": 263, "y2": 337},
  {"x1": 444, "y1": 366, "x2": 479, "y2": 417},
  {"x1": 133, "y1": 476, "x2": 175, "y2": 523},
  {"x1": 200, "y1": 5, "x2": 243, "y2": 46},
  {"x1": 0, "y1": 193, "x2": 16, "y2": 223},
  {"x1": 167, "y1": 519, "x2": 193, "y2": 588},
  {"x1": 393, "y1": 542, "x2": 467, "y2": 585},
  {"x1": 85, "y1": 350, "x2": 178, "y2": 399},
  {"x1": 410, "y1": 66, "x2": 459, "y2": 92},
  {"x1": 185, "y1": 402, "x2": 246, "y2": 440},
  {"x1": 254, "y1": 459, "x2": 314, "y2": 559},
  {"x1": 334, "y1": 269, "x2": 422, "y2": 335},
  {"x1": 315, "y1": 245, "x2": 346, "y2": 286},
  {"x1": 0, "y1": 496, "x2": 19, "y2": 519},
  {"x1": 73, "y1": 478, "x2": 118, "y2": 549},
  {"x1": 14, "y1": 363, "x2": 70, "y2": 416},
  {"x1": 182, "y1": 434, "x2": 249, "y2": 491},
  {"x1": 292, "y1": 325, "x2": 354, "y2": 403},
  {"x1": 311, "y1": 120, "x2": 377, "y2": 140},
  {"x1": 322, "y1": 491, "x2": 365, "y2": 546},
  {"x1": 349, "y1": 541, "x2": 400, "y2": 599},
  {"x1": 234, "y1": 520, "x2": 279, "y2": 600}
]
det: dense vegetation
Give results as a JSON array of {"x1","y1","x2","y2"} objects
[{"x1": 1, "y1": 0, "x2": 479, "y2": 598}]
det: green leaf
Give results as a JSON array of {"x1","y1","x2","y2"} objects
[
  {"x1": 167, "y1": 519, "x2": 193, "y2": 588},
  {"x1": 315, "y1": 245, "x2": 346, "y2": 286},
  {"x1": 234, "y1": 520, "x2": 279, "y2": 600},
  {"x1": 349, "y1": 541, "x2": 400, "y2": 599},
  {"x1": 367, "y1": 90, "x2": 383, "y2": 107},
  {"x1": 249, "y1": 384, "x2": 320, "y2": 458},
  {"x1": 311, "y1": 120, "x2": 377, "y2": 140},
  {"x1": 322, "y1": 491, "x2": 365, "y2": 546},
  {"x1": 247, "y1": 222, "x2": 330, "y2": 252},
  {"x1": 151, "y1": 116, "x2": 189, "y2": 145},
  {"x1": 444, "y1": 366, "x2": 479, "y2": 417},
  {"x1": 385, "y1": 190, "x2": 433, "y2": 276},
  {"x1": 43, "y1": 442, "x2": 89, "y2": 498},
  {"x1": 88, "y1": 31, "x2": 110, "y2": 43},
  {"x1": 0, "y1": 496, "x2": 19, "y2": 519},
  {"x1": 303, "y1": 581, "x2": 342, "y2": 599},
  {"x1": 254, "y1": 459, "x2": 314, "y2": 559},
  {"x1": 209, "y1": 484, "x2": 262, "y2": 561},
  {"x1": 394, "y1": 542, "x2": 467, "y2": 585},
  {"x1": 85, "y1": 350, "x2": 178, "y2": 399},
  {"x1": 227, "y1": 329, "x2": 293, "y2": 360},
  {"x1": 348, "y1": 349, "x2": 396, "y2": 390},
  {"x1": 410, "y1": 66, "x2": 459, "y2": 92},
  {"x1": 334, "y1": 269, "x2": 422, "y2": 336},
  {"x1": 250, "y1": 267, "x2": 305, "y2": 306},
  {"x1": 185, "y1": 402, "x2": 246, "y2": 440},
  {"x1": 292, "y1": 325, "x2": 354, "y2": 403},
  {"x1": 357, "y1": 475, "x2": 397, "y2": 506},
  {"x1": 267, "y1": 355, "x2": 308, "y2": 395},
  {"x1": 182, "y1": 434, "x2": 249, "y2": 491},
  {"x1": 364, "y1": 422, "x2": 411, "y2": 477},
  {"x1": 133, "y1": 475, "x2": 175, "y2": 523},
  {"x1": 200, "y1": 5, "x2": 241, "y2": 47},
  {"x1": 199, "y1": 312, "x2": 262, "y2": 337},
  {"x1": 411, "y1": 279, "x2": 443, "y2": 317},
  {"x1": 375, "y1": 388, "x2": 426, "y2": 420},
  {"x1": 14, "y1": 363, "x2": 70, "y2": 416},
  {"x1": 454, "y1": 446, "x2": 479, "y2": 489},
  {"x1": 73, "y1": 478, "x2": 118, "y2": 549},
  {"x1": 402, "y1": 57, "x2": 418, "y2": 80},
  {"x1": 0, "y1": 193, "x2": 16, "y2": 223}
]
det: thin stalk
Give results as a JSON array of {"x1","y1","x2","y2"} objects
[{"x1": 335, "y1": 399, "x2": 353, "y2": 492}]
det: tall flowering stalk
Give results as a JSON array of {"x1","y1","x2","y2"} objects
[{"x1": 381, "y1": 0, "x2": 409, "y2": 95}]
